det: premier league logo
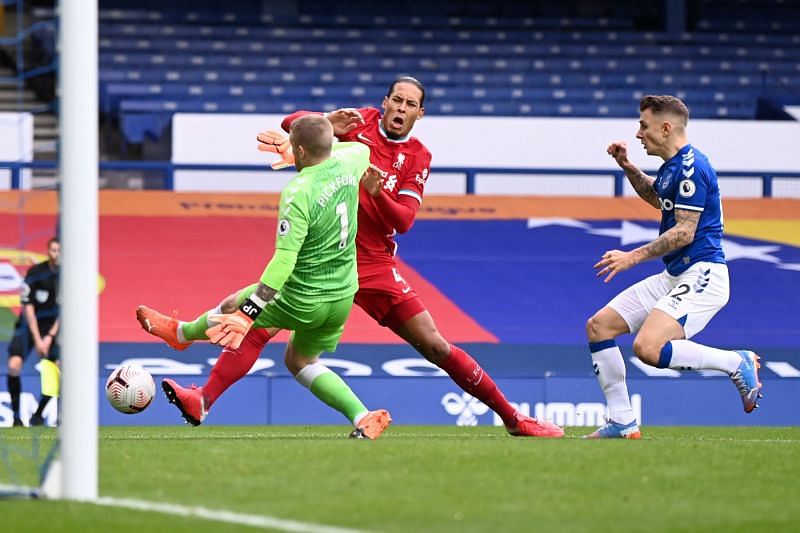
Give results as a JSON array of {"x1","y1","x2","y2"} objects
[{"x1": 679, "y1": 179, "x2": 696, "y2": 198}]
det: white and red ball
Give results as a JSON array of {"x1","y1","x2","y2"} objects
[{"x1": 105, "y1": 364, "x2": 156, "y2": 414}]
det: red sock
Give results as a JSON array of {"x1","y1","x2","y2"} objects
[
  {"x1": 438, "y1": 344, "x2": 518, "y2": 427},
  {"x1": 203, "y1": 328, "x2": 272, "y2": 408}
]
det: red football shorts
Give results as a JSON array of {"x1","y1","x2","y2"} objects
[{"x1": 354, "y1": 260, "x2": 427, "y2": 329}]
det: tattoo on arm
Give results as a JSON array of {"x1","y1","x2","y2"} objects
[
  {"x1": 624, "y1": 166, "x2": 659, "y2": 208},
  {"x1": 635, "y1": 209, "x2": 700, "y2": 261},
  {"x1": 254, "y1": 282, "x2": 278, "y2": 304}
]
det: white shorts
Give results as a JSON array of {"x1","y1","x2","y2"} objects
[{"x1": 607, "y1": 262, "x2": 729, "y2": 339}]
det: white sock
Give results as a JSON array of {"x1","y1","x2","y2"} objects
[
  {"x1": 294, "y1": 362, "x2": 332, "y2": 389},
  {"x1": 205, "y1": 305, "x2": 223, "y2": 326},
  {"x1": 666, "y1": 340, "x2": 741, "y2": 374},
  {"x1": 590, "y1": 341, "x2": 635, "y2": 425},
  {"x1": 352, "y1": 412, "x2": 369, "y2": 427},
  {"x1": 295, "y1": 364, "x2": 368, "y2": 427},
  {"x1": 176, "y1": 324, "x2": 188, "y2": 344}
]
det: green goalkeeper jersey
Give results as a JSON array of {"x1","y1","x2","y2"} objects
[{"x1": 270, "y1": 141, "x2": 369, "y2": 303}]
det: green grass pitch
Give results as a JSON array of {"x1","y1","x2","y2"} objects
[{"x1": 3, "y1": 425, "x2": 800, "y2": 532}]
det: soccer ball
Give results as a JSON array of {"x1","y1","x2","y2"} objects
[{"x1": 105, "y1": 364, "x2": 156, "y2": 414}]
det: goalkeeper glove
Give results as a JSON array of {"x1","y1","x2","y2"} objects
[
  {"x1": 257, "y1": 130, "x2": 294, "y2": 170},
  {"x1": 205, "y1": 296, "x2": 264, "y2": 350}
]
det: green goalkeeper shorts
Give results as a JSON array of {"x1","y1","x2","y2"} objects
[{"x1": 237, "y1": 284, "x2": 354, "y2": 356}]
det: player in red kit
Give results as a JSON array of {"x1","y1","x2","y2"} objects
[
  {"x1": 138, "y1": 76, "x2": 563, "y2": 438},
  {"x1": 281, "y1": 78, "x2": 560, "y2": 437},
  {"x1": 280, "y1": 81, "x2": 433, "y2": 334}
]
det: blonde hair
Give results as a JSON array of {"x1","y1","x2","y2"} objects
[{"x1": 289, "y1": 114, "x2": 333, "y2": 158}]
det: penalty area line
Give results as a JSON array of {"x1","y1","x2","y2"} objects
[{"x1": 94, "y1": 496, "x2": 373, "y2": 533}]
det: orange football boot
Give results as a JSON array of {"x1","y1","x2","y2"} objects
[
  {"x1": 136, "y1": 305, "x2": 191, "y2": 351},
  {"x1": 349, "y1": 409, "x2": 392, "y2": 440}
]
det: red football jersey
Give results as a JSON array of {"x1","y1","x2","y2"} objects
[{"x1": 283, "y1": 108, "x2": 432, "y2": 261}]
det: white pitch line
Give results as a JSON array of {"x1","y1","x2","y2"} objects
[
  {"x1": 0, "y1": 483, "x2": 42, "y2": 498},
  {"x1": 94, "y1": 497, "x2": 373, "y2": 533}
]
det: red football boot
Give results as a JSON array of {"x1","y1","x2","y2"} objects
[
  {"x1": 162, "y1": 378, "x2": 208, "y2": 426},
  {"x1": 506, "y1": 413, "x2": 564, "y2": 438}
]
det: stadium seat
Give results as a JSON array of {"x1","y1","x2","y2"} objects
[{"x1": 64, "y1": 1, "x2": 800, "y2": 144}]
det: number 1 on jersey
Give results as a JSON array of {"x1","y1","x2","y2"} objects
[{"x1": 335, "y1": 202, "x2": 349, "y2": 249}]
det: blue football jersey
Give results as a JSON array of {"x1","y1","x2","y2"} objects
[{"x1": 653, "y1": 144, "x2": 726, "y2": 275}]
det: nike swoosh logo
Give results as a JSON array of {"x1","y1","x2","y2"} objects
[
  {"x1": 402, "y1": 287, "x2": 411, "y2": 294},
  {"x1": 357, "y1": 133, "x2": 375, "y2": 145}
]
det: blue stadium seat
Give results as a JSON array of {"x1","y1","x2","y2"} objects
[{"x1": 90, "y1": 2, "x2": 794, "y2": 144}]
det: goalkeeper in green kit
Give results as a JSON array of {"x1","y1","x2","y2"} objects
[{"x1": 147, "y1": 114, "x2": 392, "y2": 439}]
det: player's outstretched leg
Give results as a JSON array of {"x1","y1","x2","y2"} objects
[
  {"x1": 506, "y1": 413, "x2": 565, "y2": 438},
  {"x1": 293, "y1": 361, "x2": 392, "y2": 439},
  {"x1": 162, "y1": 378, "x2": 208, "y2": 426},
  {"x1": 439, "y1": 344, "x2": 564, "y2": 438},
  {"x1": 731, "y1": 350, "x2": 763, "y2": 413},
  {"x1": 136, "y1": 305, "x2": 191, "y2": 351},
  {"x1": 584, "y1": 419, "x2": 642, "y2": 439},
  {"x1": 349, "y1": 409, "x2": 393, "y2": 440},
  {"x1": 203, "y1": 328, "x2": 272, "y2": 408}
]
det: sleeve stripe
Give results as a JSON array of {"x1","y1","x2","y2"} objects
[
  {"x1": 675, "y1": 204, "x2": 704, "y2": 212},
  {"x1": 398, "y1": 189, "x2": 423, "y2": 204}
]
